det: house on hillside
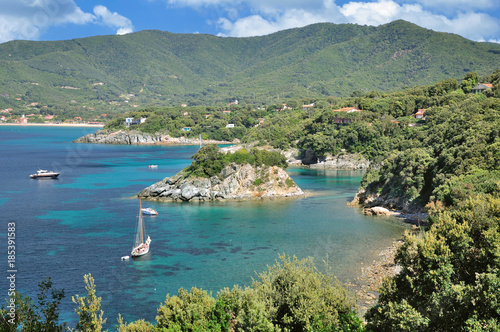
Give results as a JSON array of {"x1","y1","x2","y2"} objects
[
  {"x1": 17, "y1": 115, "x2": 28, "y2": 124},
  {"x1": 332, "y1": 107, "x2": 361, "y2": 113},
  {"x1": 414, "y1": 108, "x2": 427, "y2": 120},
  {"x1": 302, "y1": 103, "x2": 315, "y2": 111},
  {"x1": 277, "y1": 104, "x2": 292, "y2": 111},
  {"x1": 471, "y1": 83, "x2": 493, "y2": 94},
  {"x1": 332, "y1": 107, "x2": 361, "y2": 124},
  {"x1": 124, "y1": 117, "x2": 146, "y2": 127}
]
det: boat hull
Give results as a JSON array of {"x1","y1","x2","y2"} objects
[
  {"x1": 131, "y1": 236, "x2": 151, "y2": 257},
  {"x1": 141, "y1": 208, "x2": 158, "y2": 215},
  {"x1": 30, "y1": 173, "x2": 60, "y2": 179}
]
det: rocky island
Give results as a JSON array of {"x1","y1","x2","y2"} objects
[{"x1": 138, "y1": 144, "x2": 305, "y2": 202}]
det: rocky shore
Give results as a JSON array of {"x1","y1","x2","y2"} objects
[
  {"x1": 349, "y1": 240, "x2": 403, "y2": 318},
  {"x1": 351, "y1": 188, "x2": 429, "y2": 226},
  {"x1": 283, "y1": 147, "x2": 370, "y2": 170},
  {"x1": 73, "y1": 129, "x2": 233, "y2": 145},
  {"x1": 138, "y1": 163, "x2": 305, "y2": 202}
]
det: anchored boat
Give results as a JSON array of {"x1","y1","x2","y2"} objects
[
  {"x1": 30, "y1": 169, "x2": 60, "y2": 179},
  {"x1": 131, "y1": 198, "x2": 151, "y2": 257}
]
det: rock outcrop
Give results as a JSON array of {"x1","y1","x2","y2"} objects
[
  {"x1": 138, "y1": 163, "x2": 305, "y2": 202},
  {"x1": 282, "y1": 148, "x2": 370, "y2": 170},
  {"x1": 73, "y1": 130, "x2": 232, "y2": 145},
  {"x1": 310, "y1": 153, "x2": 370, "y2": 170}
]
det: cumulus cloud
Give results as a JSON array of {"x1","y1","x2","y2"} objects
[
  {"x1": 0, "y1": 0, "x2": 133, "y2": 43},
  {"x1": 409, "y1": 0, "x2": 497, "y2": 11},
  {"x1": 0, "y1": 0, "x2": 94, "y2": 43},
  {"x1": 217, "y1": 7, "x2": 342, "y2": 37},
  {"x1": 206, "y1": 0, "x2": 500, "y2": 43},
  {"x1": 93, "y1": 5, "x2": 134, "y2": 35}
]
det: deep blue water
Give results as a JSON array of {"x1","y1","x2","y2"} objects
[{"x1": 0, "y1": 126, "x2": 408, "y2": 328}]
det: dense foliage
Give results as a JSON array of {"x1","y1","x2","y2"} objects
[
  {"x1": 358, "y1": 71, "x2": 500, "y2": 210},
  {"x1": 1, "y1": 20, "x2": 499, "y2": 117},
  {"x1": 365, "y1": 193, "x2": 500, "y2": 331},
  {"x1": 1, "y1": 257, "x2": 364, "y2": 331},
  {"x1": 0, "y1": 278, "x2": 66, "y2": 332},
  {"x1": 155, "y1": 254, "x2": 363, "y2": 332},
  {"x1": 186, "y1": 144, "x2": 288, "y2": 178}
]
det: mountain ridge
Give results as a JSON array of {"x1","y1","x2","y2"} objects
[{"x1": 0, "y1": 20, "x2": 498, "y2": 112}]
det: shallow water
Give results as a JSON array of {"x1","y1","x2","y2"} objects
[{"x1": 0, "y1": 126, "x2": 408, "y2": 327}]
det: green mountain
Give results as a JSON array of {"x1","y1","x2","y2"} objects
[{"x1": 0, "y1": 20, "x2": 499, "y2": 113}]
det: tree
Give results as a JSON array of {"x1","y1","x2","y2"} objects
[
  {"x1": 116, "y1": 314, "x2": 155, "y2": 332},
  {"x1": 156, "y1": 287, "x2": 228, "y2": 331},
  {"x1": 461, "y1": 72, "x2": 479, "y2": 93},
  {"x1": 366, "y1": 194, "x2": 500, "y2": 331},
  {"x1": 72, "y1": 274, "x2": 107, "y2": 332},
  {"x1": 0, "y1": 278, "x2": 66, "y2": 332}
]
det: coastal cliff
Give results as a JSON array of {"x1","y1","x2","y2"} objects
[
  {"x1": 138, "y1": 163, "x2": 304, "y2": 202},
  {"x1": 73, "y1": 130, "x2": 232, "y2": 145}
]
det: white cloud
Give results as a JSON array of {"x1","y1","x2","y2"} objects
[
  {"x1": 209, "y1": 0, "x2": 500, "y2": 43},
  {"x1": 409, "y1": 0, "x2": 497, "y2": 11},
  {"x1": 93, "y1": 5, "x2": 134, "y2": 35},
  {"x1": 0, "y1": 0, "x2": 133, "y2": 43},
  {"x1": 0, "y1": 0, "x2": 94, "y2": 43},
  {"x1": 217, "y1": 7, "x2": 341, "y2": 37}
]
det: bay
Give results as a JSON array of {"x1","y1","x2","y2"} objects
[{"x1": 0, "y1": 126, "x2": 408, "y2": 327}]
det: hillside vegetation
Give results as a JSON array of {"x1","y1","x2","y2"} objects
[{"x1": 1, "y1": 20, "x2": 499, "y2": 118}]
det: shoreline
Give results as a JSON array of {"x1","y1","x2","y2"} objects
[
  {"x1": 0, "y1": 123, "x2": 104, "y2": 128},
  {"x1": 350, "y1": 239, "x2": 403, "y2": 318}
]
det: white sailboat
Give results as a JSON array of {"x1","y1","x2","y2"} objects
[{"x1": 131, "y1": 198, "x2": 151, "y2": 257}]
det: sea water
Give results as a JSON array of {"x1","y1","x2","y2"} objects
[{"x1": 0, "y1": 126, "x2": 408, "y2": 327}]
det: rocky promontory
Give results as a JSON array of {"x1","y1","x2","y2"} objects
[
  {"x1": 138, "y1": 163, "x2": 305, "y2": 202},
  {"x1": 73, "y1": 129, "x2": 232, "y2": 145}
]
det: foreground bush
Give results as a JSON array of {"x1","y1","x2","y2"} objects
[
  {"x1": 365, "y1": 194, "x2": 500, "y2": 331},
  {"x1": 1, "y1": 257, "x2": 363, "y2": 331},
  {"x1": 156, "y1": 254, "x2": 364, "y2": 331}
]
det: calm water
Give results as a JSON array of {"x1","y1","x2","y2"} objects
[{"x1": 0, "y1": 126, "x2": 407, "y2": 327}]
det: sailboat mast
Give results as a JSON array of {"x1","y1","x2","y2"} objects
[{"x1": 139, "y1": 198, "x2": 143, "y2": 243}]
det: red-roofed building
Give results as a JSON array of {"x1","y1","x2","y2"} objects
[
  {"x1": 332, "y1": 107, "x2": 361, "y2": 113},
  {"x1": 414, "y1": 109, "x2": 427, "y2": 120}
]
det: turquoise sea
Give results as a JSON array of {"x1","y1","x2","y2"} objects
[{"x1": 0, "y1": 126, "x2": 408, "y2": 327}]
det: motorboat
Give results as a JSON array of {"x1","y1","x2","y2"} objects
[
  {"x1": 30, "y1": 169, "x2": 60, "y2": 179},
  {"x1": 141, "y1": 207, "x2": 158, "y2": 215}
]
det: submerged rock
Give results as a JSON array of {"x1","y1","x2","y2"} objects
[{"x1": 138, "y1": 163, "x2": 305, "y2": 202}]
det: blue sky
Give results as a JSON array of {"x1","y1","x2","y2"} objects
[{"x1": 1, "y1": 0, "x2": 499, "y2": 44}]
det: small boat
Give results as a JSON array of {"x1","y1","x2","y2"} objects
[
  {"x1": 121, "y1": 256, "x2": 130, "y2": 260},
  {"x1": 131, "y1": 198, "x2": 151, "y2": 258},
  {"x1": 148, "y1": 165, "x2": 158, "y2": 168},
  {"x1": 30, "y1": 169, "x2": 60, "y2": 179},
  {"x1": 141, "y1": 207, "x2": 158, "y2": 215}
]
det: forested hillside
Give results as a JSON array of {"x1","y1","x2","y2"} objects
[
  {"x1": 0, "y1": 20, "x2": 499, "y2": 117},
  {"x1": 102, "y1": 70, "x2": 500, "y2": 213}
]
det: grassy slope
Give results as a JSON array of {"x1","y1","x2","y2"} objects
[{"x1": 0, "y1": 20, "x2": 499, "y2": 111}]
